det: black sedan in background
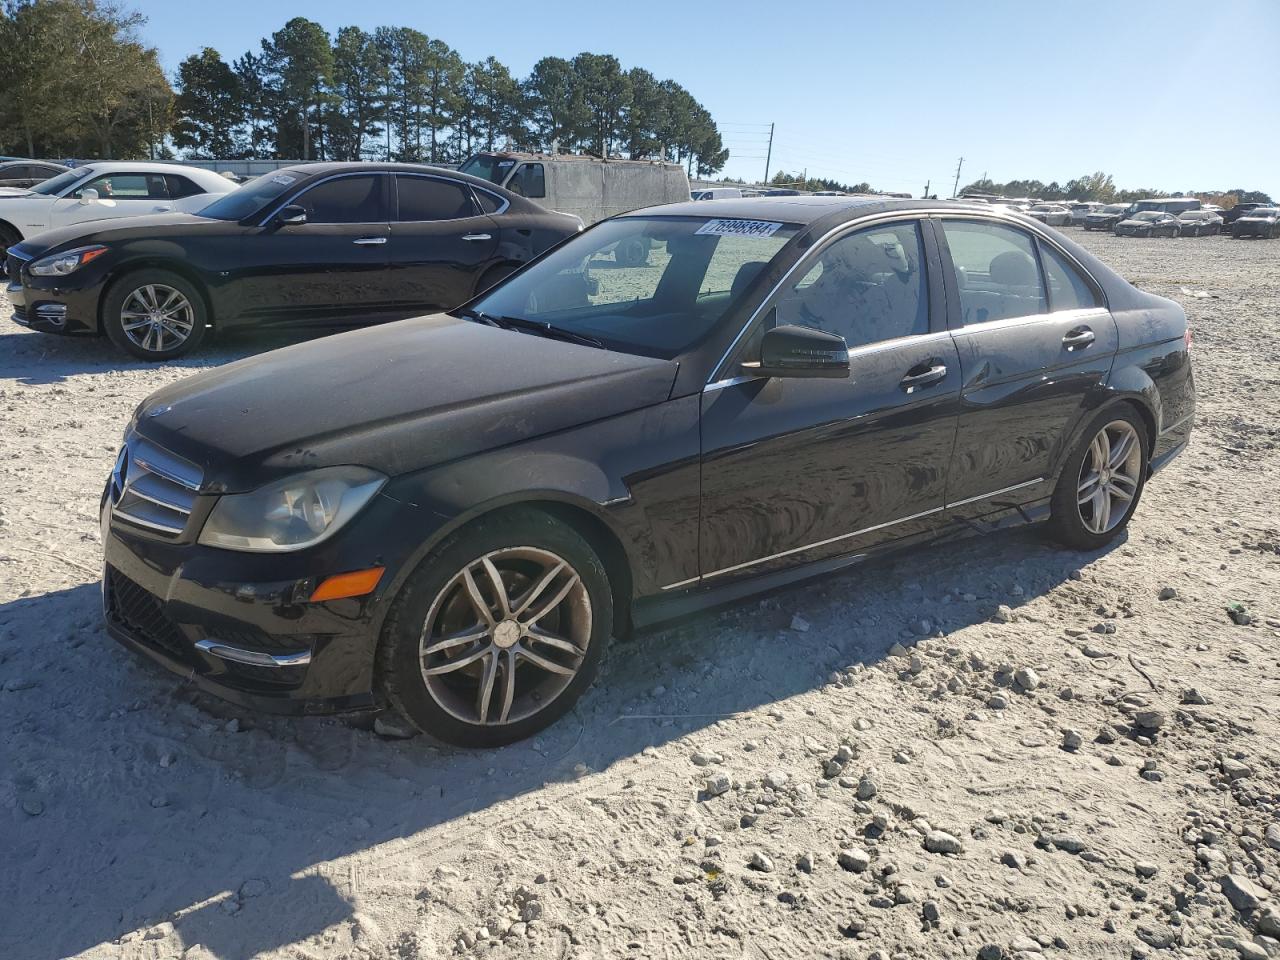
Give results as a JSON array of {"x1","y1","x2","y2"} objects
[
  {"x1": 6, "y1": 162, "x2": 582, "y2": 359},
  {"x1": 1176, "y1": 210, "x2": 1223, "y2": 236},
  {"x1": 1231, "y1": 207, "x2": 1280, "y2": 238},
  {"x1": 1083, "y1": 203, "x2": 1133, "y2": 230},
  {"x1": 100, "y1": 197, "x2": 1195, "y2": 746},
  {"x1": 0, "y1": 159, "x2": 68, "y2": 190},
  {"x1": 1114, "y1": 211, "x2": 1180, "y2": 237}
]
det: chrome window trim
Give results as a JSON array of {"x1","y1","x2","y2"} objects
[
  {"x1": 660, "y1": 477, "x2": 1046, "y2": 590},
  {"x1": 948, "y1": 305, "x2": 1110, "y2": 340},
  {"x1": 257, "y1": 171, "x2": 391, "y2": 228},
  {"x1": 705, "y1": 211, "x2": 942, "y2": 385},
  {"x1": 393, "y1": 172, "x2": 510, "y2": 221}
]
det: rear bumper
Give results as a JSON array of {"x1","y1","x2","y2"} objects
[{"x1": 1151, "y1": 412, "x2": 1193, "y2": 475}]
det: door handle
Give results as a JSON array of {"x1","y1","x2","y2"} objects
[
  {"x1": 353, "y1": 237, "x2": 387, "y2": 245},
  {"x1": 153, "y1": 205, "x2": 172, "y2": 212},
  {"x1": 899, "y1": 363, "x2": 948, "y2": 392},
  {"x1": 1062, "y1": 326, "x2": 1095, "y2": 349},
  {"x1": 462, "y1": 234, "x2": 492, "y2": 241}
]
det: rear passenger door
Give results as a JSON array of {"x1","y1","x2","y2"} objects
[
  {"x1": 386, "y1": 174, "x2": 499, "y2": 313},
  {"x1": 934, "y1": 217, "x2": 1117, "y2": 521}
]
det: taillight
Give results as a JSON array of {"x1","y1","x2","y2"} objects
[{"x1": 1184, "y1": 328, "x2": 1193, "y2": 352}]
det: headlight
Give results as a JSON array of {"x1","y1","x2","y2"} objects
[
  {"x1": 198, "y1": 466, "x2": 386, "y2": 552},
  {"x1": 28, "y1": 244, "x2": 108, "y2": 277}
]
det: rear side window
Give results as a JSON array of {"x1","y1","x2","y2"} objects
[
  {"x1": 296, "y1": 175, "x2": 385, "y2": 224},
  {"x1": 1038, "y1": 242, "x2": 1099, "y2": 312},
  {"x1": 396, "y1": 176, "x2": 478, "y2": 221},
  {"x1": 474, "y1": 189, "x2": 503, "y2": 214},
  {"x1": 941, "y1": 220, "x2": 1046, "y2": 324},
  {"x1": 165, "y1": 175, "x2": 205, "y2": 199}
]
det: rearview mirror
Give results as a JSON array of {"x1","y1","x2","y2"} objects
[
  {"x1": 275, "y1": 204, "x2": 307, "y2": 226},
  {"x1": 741, "y1": 324, "x2": 850, "y2": 379},
  {"x1": 78, "y1": 188, "x2": 98, "y2": 205}
]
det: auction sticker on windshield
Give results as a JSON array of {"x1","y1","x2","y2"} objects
[{"x1": 695, "y1": 219, "x2": 784, "y2": 238}]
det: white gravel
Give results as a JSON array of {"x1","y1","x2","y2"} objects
[{"x1": 1, "y1": 231, "x2": 1279, "y2": 959}]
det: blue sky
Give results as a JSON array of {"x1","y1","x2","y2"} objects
[{"x1": 134, "y1": 0, "x2": 1280, "y2": 197}]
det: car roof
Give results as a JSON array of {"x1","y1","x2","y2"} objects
[
  {"x1": 621, "y1": 195, "x2": 985, "y2": 224},
  {"x1": 62, "y1": 161, "x2": 235, "y2": 190},
  {"x1": 269, "y1": 161, "x2": 521, "y2": 198}
]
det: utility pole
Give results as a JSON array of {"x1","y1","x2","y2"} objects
[
  {"x1": 763, "y1": 122, "x2": 774, "y2": 185},
  {"x1": 951, "y1": 157, "x2": 964, "y2": 198}
]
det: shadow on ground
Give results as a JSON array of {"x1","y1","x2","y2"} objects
[{"x1": 0, "y1": 522, "x2": 1118, "y2": 959}]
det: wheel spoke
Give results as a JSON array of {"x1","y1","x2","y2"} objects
[
  {"x1": 525, "y1": 625, "x2": 583, "y2": 655},
  {"x1": 1108, "y1": 430, "x2": 1135, "y2": 469},
  {"x1": 516, "y1": 644, "x2": 577, "y2": 676},
  {"x1": 498, "y1": 649, "x2": 517, "y2": 724},
  {"x1": 475, "y1": 650, "x2": 498, "y2": 724},
  {"x1": 461, "y1": 567, "x2": 496, "y2": 626},
  {"x1": 512, "y1": 560, "x2": 567, "y2": 617},
  {"x1": 1108, "y1": 478, "x2": 1135, "y2": 502},
  {"x1": 142, "y1": 285, "x2": 159, "y2": 310},
  {"x1": 422, "y1": 643, "x2": 489, "y2": 676},
  {"x1": 520, "y1": 572, "x2": 581, "y2": 628},
  {"x1": 423, "y1": 624, "x2": 489, "y2": 656},
  {"x1": 1092, "y1": 430, "x2": 1111, "y2": 472},
  {"x1": 1092, "y1": 487, "x2": 1110, "y2": 532},
  {"x1": 122, "y1": 317, "x2": 150, "y2": 332},
  {"x1": 479, "y1": 556, "x2": 511, "y2": 618},
  {"x1": 1077, "y1": 471, "x2": 1100, "y2": 504}
]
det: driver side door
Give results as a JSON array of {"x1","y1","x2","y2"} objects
[{"x1": 697, "y1": 218, "x2": 961, "y2": 584}]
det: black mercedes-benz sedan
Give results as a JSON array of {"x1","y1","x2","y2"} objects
[
  {"x1": 1113, "y1": 211, "x2": 1180, "y2": 238},
  {"x1": 100, "y1": 197, "x2": 1195, "y2": 746},
  {"x1": 6, "y1": 162, "x2": 582, "y2": 360}
]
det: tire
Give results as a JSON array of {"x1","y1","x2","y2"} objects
[
  {"x1": 614, "y1": 237, "x2": 650, "y2": 267},
  {"x1": 473, "y1": 262, "x2": 518, "y2": 297},
  {"x1": 103, "y1": 269, "x2": 208, "y2": 361},
  {"x1": 377, "y1": 508, "x2": 614, "y2": 748},
  {"x1": 0, "y1": 222, "x2": 19, "y2": 260},
  {"x1": 1046, "y1": 407, "x2": 1148, "y2": 551}
]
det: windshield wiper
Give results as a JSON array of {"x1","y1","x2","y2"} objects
[{"x1": 462, "y1": 310, "x2": 605, "y2": 349}]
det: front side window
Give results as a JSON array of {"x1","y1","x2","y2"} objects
[
  {"x1": 469, "y1": 215, "x2": 799, "y2": 358},
  {"x1": 1038, "y1": 242, "x2": 1099, "y2": 312},
  {"x1": 941, "y1": 220, "x2": 1046, "y2": 324},
  {"x1": 76, "y1": 173, "x2": 169, "y2": 200},
  {"x1": 774, "y1": 221, "x2": 928, "y2": 349},
  {"x1": 509, "y1": 163, "x2": 545, "y2": 199},
  {"x1": 295, "y1": 175, "x2": 385, "y2": 224},
  {"x1": 395, "y1": 176, "x2": 477, "y2": 221}
]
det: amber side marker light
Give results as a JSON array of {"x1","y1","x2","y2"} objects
[{"x1": 311, "y1": 566, "x2": 385, "y2": 602}]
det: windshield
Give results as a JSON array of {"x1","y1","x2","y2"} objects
[
  {"x1": 197, "y1": 171, "x2": 301, "y2": 221},
  {"x1": 458, "y1": 154, "x2": 516, "y2": 185},
  {"x1": 29, "y1": 168, "x2": 92, "y2": 196},
  {"x1": 467, "y1": 215, "x2": 801, "y2": 358}
]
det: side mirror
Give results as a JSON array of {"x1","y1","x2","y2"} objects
[
  {"x1": 741, "y1": 324, "x2": 850, "y2": 380},
  {"x1": 275, "y1": 204, "x2": 307, "y2": 226},
  {"x1": 78, "y1": 188, "x2": 99, "y2": 205}
]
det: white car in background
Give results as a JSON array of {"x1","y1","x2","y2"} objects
[
  {"x1": 0, "y1": 162, "x2": 235, "y2": 257},
  {"x1": 1027, "y1": 203, "x2": 1072, "y2": 226}
]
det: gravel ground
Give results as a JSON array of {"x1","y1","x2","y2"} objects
[{"x1": 1, "y1": 231, "x2": 1278, "y2": 960}]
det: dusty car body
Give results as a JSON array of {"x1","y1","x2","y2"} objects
[
  {"x1": 1114, "y1": 211, "x2": 1180, "y2": 237},
  {"x1": 1177, "y1": 211, "x2": 1223, "y2": 236},
  {"x1": 99, "y1": 197, "x2": 1195, "y2": 746},
  {"x1": 1231, "y1": 208, "x2": 1280, "y2": 238}
]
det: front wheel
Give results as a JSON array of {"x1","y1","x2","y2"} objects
[
  {"x1": 377, "y1": 509, "x2": 614, "y2": 747},
  {"x1": 103, "y1": 269, "x2": 208, "y2": 361},
  {"x1": 1046, "y1": 409, "x2": 1148, "y2": 550}
]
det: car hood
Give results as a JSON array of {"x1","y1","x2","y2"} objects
[
  {"x1": 12, "y1": 212, "x2": 220, "y2": 258},
  {"x1": 130, "y1": 314, "x2": 680, "y2": 493}
]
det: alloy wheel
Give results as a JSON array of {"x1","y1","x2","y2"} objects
[
  {"x1": 418, "y1": 546, "x2": 591, "y2": 726},
  {"x1": 1076, "y1": 420, "x2": 1142, "y2": 534},
  {"x1": 120, "y1": 284, "x2": 195, "y2": 354}
]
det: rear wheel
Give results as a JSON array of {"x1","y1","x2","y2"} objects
[
  {"x1": 103, "y1": 269, "x2": 207, "y2": 361},
  {"x1": 1046, "y1": 408, "x2": 1148, "y2": 550},
  {"x1": 0, "y1": 222, "x2": 19, "y2": 261},
  {"x1": 377, "y1": 509, "x2": 614, "y2": 748}
]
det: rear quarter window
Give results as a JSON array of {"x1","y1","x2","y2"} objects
[{"x1": 1038, "y1": 242, "x2": 1100, "y2": 312}]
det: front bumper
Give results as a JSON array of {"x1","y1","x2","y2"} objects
[
  {"x1": 100, "y1": 487, "x2": 417, "y2": 716},
  {"x1": 6, "y1": 269, "x2": 102, "y2": 335}
]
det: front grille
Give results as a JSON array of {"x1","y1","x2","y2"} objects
[
  {"x1": 105, "y1": 567, "x2": 191, "y2": 664},
  {"x1": 110, "y1": 436, "x2": 203, "y2": 537},
  {"x1": 6, "y1": 251, "x2": 27, "y2": 286}
]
